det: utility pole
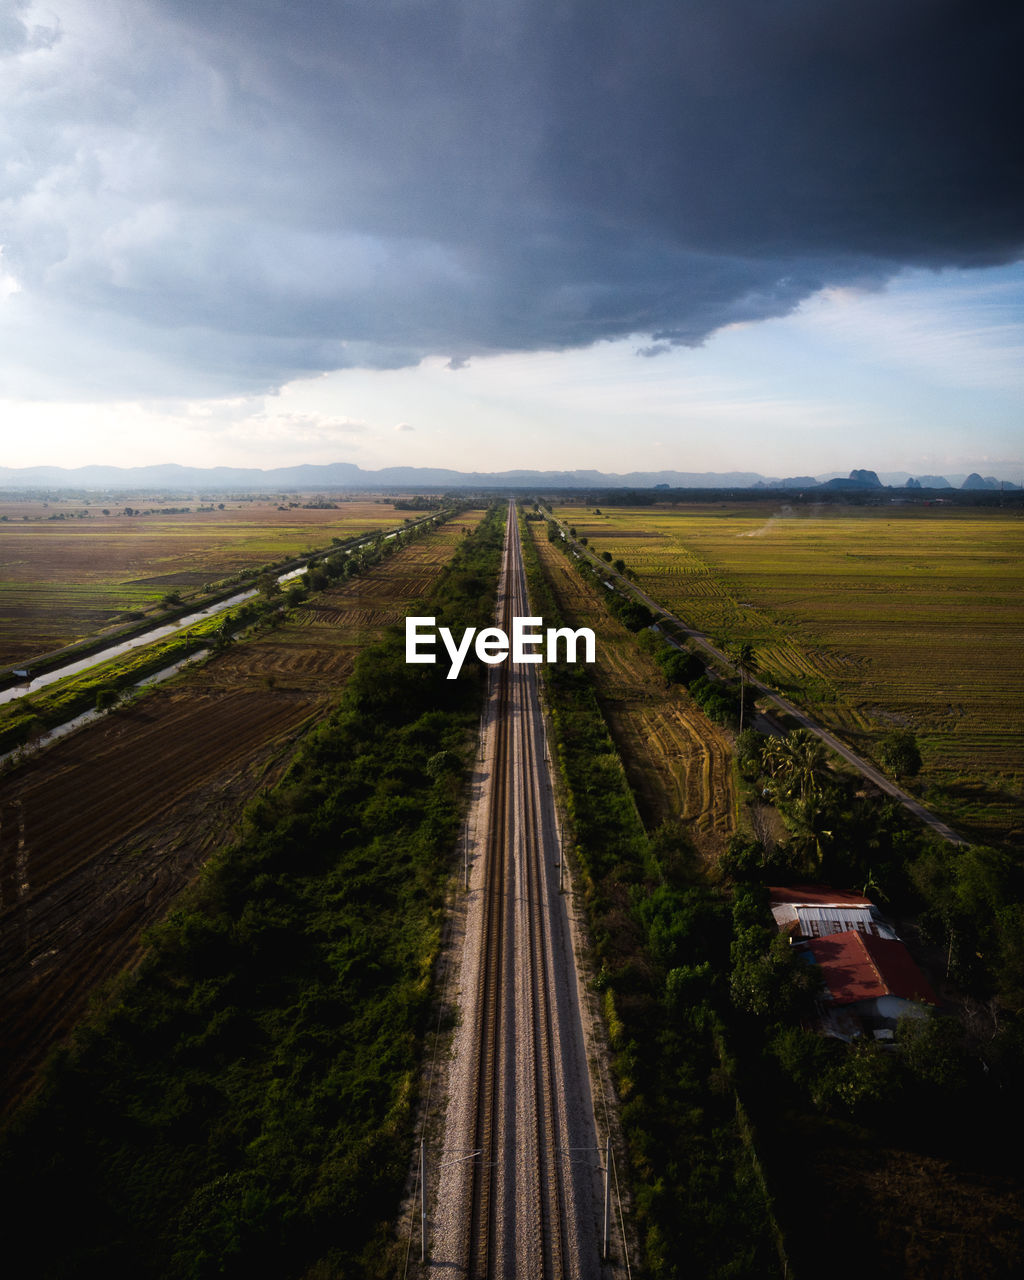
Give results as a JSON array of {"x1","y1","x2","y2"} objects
[
  {"x1": 603, "y1": 1134, "x2": 611, "y2": 1260},
  {"x1": 420, "y1": 1140, "x2": 427, "y2": 1263}
]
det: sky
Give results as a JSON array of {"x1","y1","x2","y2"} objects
[{"x1": 1, "y1": 0, "x2": 1022, "y2": 481}]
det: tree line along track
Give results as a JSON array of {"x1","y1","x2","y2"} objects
[{"x1": 527, "y1": 526, "x2": 734, "y2": 855}]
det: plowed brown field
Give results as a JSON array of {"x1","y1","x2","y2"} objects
[
  {"x1": 0, "y1": 515, "x2": 482, "y2": 1112},
  {"x1": 530, "y1": 530, "x2": 734, "y2": 855}
]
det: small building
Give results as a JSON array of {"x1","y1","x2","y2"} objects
[{"x1": 769, "y1": 885, "x2": 937, "y2": 1041}]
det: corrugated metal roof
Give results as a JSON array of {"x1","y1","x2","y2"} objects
[
  {"x1": 768, "y1": 884, "x2": 874, "y2": 908},
  {"x1": 772, "y1": 903, "x2": 897, "y2": 941},
  {"x1": 806, "y1": 931, "x2": 937, "y2": 1007}
]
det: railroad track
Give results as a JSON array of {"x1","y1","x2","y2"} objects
[
  {"x1": 464, "y1": 598, "x2": 510, "y2": 1273},
  {"x1": 445, "y1": 502, "x2": 595, "y2": 1279}
]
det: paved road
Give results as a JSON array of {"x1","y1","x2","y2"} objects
[{"x1": 555, "y1": 521, "x2": 967, "y2": 847}]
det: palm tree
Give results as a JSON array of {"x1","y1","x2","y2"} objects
[
  {"x1": 733, "y1": 641, "x2": 757, "y2": 733},
  {"x1": 786, "y1": 798, "x2": 835, "y2": 871},
  {"x1": 762, "y1": 728, "x2": 830, "y2": 805}
]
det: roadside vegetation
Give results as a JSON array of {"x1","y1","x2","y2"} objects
[
  {"x1": 0, "y1": 507, "x2": 505, "y2": 1279},
  {"x1": 0, "y1": 511, "x2": 484, "y2": 1119},
  {"x1": 531, "y1": 520, "x2": 734, "y2": 851},
  {"x1": 724, "y1": 721, "x2": 1024, "y2": 1278},
  {"x1": 5, "y1": 491, "x2": 1021, "y2": 1278}
]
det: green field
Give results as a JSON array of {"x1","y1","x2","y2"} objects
[
  {"x1": 0, "y1": 496, "x2": 422, "y2": 666},
  {"x1": 557, "y1": 503, "x2": 1024, "y2": 848}
]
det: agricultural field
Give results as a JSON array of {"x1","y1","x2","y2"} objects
[
  {"x1": 0, "y1": 494, "x2": 421, "y2": 667},
  {"x1": 0, "y1": 511, "x2": 482, "y2": 1112},
  {"x1": 556, "y1": 503, "x2": 1024, "y2": 849},
  {"x1": 529, "y1": 522, "x2": 735, "y2": 856}
]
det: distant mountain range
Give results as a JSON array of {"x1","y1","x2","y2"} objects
[{"x1": 0, "y1": 463, "x2": 1018, "y2": 492}]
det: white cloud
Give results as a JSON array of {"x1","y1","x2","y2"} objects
[
  {"x1": 0, "y1": 246, "x2": 20, "y2": 297},
  {"x1": 793, "y1": 270, "x2": 1024, "y2": 391},
  {"x1": 214, "y1": 411, "x2": 370, "y2": 457}
]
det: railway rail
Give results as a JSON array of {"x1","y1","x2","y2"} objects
[{"x1": 429, "y1": 502, "x2": 608, "y2": 1278}]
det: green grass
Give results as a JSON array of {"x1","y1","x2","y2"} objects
[{"x1": 558, "y1": 504, "x2": 1024, "y2": 848}]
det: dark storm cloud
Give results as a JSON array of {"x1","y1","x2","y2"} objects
[{"x1": 2, "y1": 0, "x2": 1021, "y2": 395}]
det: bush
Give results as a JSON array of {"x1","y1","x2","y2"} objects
[
  {"x1": 878, "y1": 730, "x2": 922, "y2": 778},
  {"x1": 897, "y1": 1010, "x2": 970, "y2": 1092},
  {"x1": 655, "y1": 647, "x2": 704, "y2": 685}
]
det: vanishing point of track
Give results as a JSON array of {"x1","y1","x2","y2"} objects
[
  {"x1": 464, "y1": 504, "x2": 567, "y2": 1276},
  {"x1": 431, "y1": 502, "x2": 607, "y2": 1279}
]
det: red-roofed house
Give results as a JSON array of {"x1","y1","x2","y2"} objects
[
  {"x1": 768, "y1": 886, "x2": 938, "y2": 1041},
  {"x1": 805, "y1": 929, "x2": 938, "y2": 1041}
]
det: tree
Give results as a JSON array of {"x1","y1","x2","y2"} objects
[
  {"x1": 657, "y1": 648, "x2": 703, "y2": 685},
  {"x1": 95, "y1": 687, "x2": 119, "y2": 712},
  {"x1": 213, "y1": 620, "x2": 235, "y2": 650},
  {"x1": 784, "y1": 798, "x2": 836, "y2": 871},
  {"x1": 879, "y1": 730, "x2": 922, "y2": 779},
  {"x1": 762, "y1": 729, "x2": 831, "y2": 805},
  {"x1": 611, "y1": 598, "x2": 655, "y2": 632},
  {"x1": 897, "y1": 1010, "x2": 969, "y2": 1091},
  {"x1": 824, "y1": 1039, "x2": 898, "y2": 1112},
  {"x1": 426, "y1": 749, "x2": 461, "y2": 781},
  {"x1": 732, "y1": 641, "x2": 757, "y2": 733},
  {"x1": 733, "y1": 729, "x2": 763, "y2": 774},
  {"x1": 770, "y1": 1025, "x2": 839, "y2": 1098},
  {"x1": 730, "y1": 927, "x2": 821, "y2": 1021}
]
